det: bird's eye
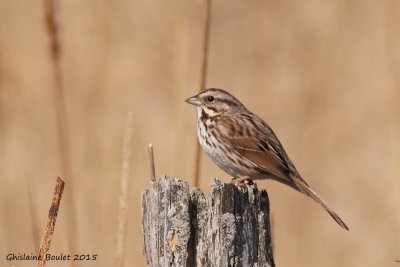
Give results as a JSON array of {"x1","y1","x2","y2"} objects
[{"x1": 206, "y1": 96, "x2": 215, "y2": 103}]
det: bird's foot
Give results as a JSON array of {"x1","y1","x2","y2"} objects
[{"x1": 231, "y1": 176, "x2": 254, "y2": 190}]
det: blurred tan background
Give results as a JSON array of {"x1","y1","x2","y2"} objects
[{"x1": 1, "y1": 0, "x2": 399, "y2": 266}]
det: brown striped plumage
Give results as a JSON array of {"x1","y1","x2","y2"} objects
[{"x1": 186, "y1": 88, "x2": 349, "y2": 230}]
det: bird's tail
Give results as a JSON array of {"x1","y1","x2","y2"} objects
[{"x1": 290, "y1": 174, "x2": 349, "y2": 231}]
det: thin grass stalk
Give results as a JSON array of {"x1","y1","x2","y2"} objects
[
  {"x1": 42, "y1": 0, "x2": 77, "y2": 260},
  {"x1": 113, "y1": 112, "x2": 134, "y2": 267},
  {"x1": 36, "y1": 177, "x2": 65, "y2": 267},
  {"x1": 148, "y1": 144, "x2": 156, "y2": 182},
  {"x1": 192, "y1": 0, "x2": 212, "y2": 187}
]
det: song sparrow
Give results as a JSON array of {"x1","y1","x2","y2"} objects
[{"x1": 186, "y1": 88, "x2": 349, "y2": 230}]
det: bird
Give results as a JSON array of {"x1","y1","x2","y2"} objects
[{"x1": 185, "y1": 88, "x2": 349, "y2": 230}]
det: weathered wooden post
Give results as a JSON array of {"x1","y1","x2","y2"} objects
[{"x1": 142, "y1": 176, "x2": 275, "y2": 267}]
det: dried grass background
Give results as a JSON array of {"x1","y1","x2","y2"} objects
[{"x1": 1, "y1": 0, "x2": 399, "y2": 266}]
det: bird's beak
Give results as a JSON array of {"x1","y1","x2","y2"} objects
[{"x1": 185, "y1": 95, "x2": 201, "y2": 106}]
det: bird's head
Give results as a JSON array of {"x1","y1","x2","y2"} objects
[{"x1": 185, "y1": 88, "x2": 245, "y2": 118}]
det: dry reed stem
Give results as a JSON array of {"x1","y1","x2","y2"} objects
[
  {"x1": 42, "y1": 0, "x2": 77, "y2": 259},
  {"x1": 148, "y1": 144, "x2": 156, "y2": 182},
  {"x1": 113, "y1": 112, "x2": 134, "y2": 267},
  {"x1": 43, "y1": 0, "x2": 60, "y2": 60},
  {"x1": 36, "y1": 176, "x2": 65, "y2": 267},
  {"x1": 192, "y1": 0, "x2": 212, "y2": 187}
]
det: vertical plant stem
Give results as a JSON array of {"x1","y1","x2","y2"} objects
[
  {"x1": 148, "y1": 144, "x2": 156, "y2": 182},
  {"x1": 36, "y1": 177, "x2": 65, "y2": 267},
  {"x1": 192, "y1": 0, "x2": 212, "y2": 187},
  {"x1": 113, "y1": 112, "x2": 134, "y2": 267},
  {"x1": 42, "y1": 0, "x2": 77, "y2": 259}
]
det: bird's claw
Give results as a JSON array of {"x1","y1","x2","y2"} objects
[{"x1": 231, "y1": 176, "x2": 254, "y2": 190}]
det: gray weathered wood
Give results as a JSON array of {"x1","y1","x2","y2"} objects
[{"x1": 142, "y1": 176, "x2": 275, "y2": 267}]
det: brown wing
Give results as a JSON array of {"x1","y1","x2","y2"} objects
[
  {"x1": 229, "y1": 136, "x2": 289, "y2": 180},
  {"x1": 217, "y1": 114, "x2": 295, "y2": 183}
]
